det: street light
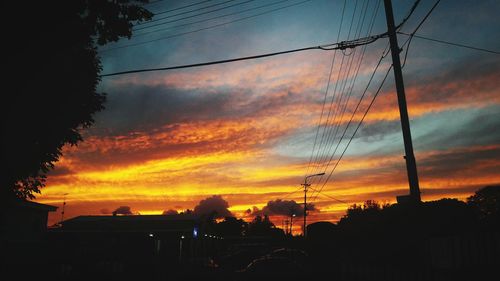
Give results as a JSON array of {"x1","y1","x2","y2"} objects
[
  {"x1": 302, "y1": 172, "x2": 325, "y2": 237},
  {"x1": 289, "y1": 213, "x2": 296, "y2": 235}
]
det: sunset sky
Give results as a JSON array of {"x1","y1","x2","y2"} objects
[{"x1": 36, "y1": 0, "x2": 500, "y2": 229}]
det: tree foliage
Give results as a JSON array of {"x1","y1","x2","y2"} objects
[
  {"x1": 247, "y1": 215, "x2": 284, "y2": 237},
  {"x1": 214, "y1": 216, "x2": 248, "y2": 237},
  {"x1": 2, "y1": 1, "x2": 152, "y2": 201},
  {"x1": 339, "y1": 200, "x2": 387, "y2": 225},
  {"x1": 467, "y1": 185, "x2": 500, "y2": 227}
]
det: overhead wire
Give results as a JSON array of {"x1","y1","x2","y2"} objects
[
  {"x1": 308, "y1": 186, "x2": 347, "y2": 203},
  {"x1": 132, "y1": 0, "x2": 292, "y2": 38},
  {"x1": 310, "y1": 0, "x2": 384, "y2": 201},
  {"x1": 308, "y1": 0, "x2": 360, "y2": 180},
  {"x1": 399, "y1": 33, "x2": 500, "y2": 55},
  {"x1": 99, "y1": 0, "x2": 313, "y2": 52},
  {"x1": 309, "y1": 0, "x2": 379, "y2": 190},
  {"x1": 308, "y1": 0, "x2": 363, "y2": 184},
  {"x1": 400, "y1": 0, "x2": 441, "y2": 67},
  {"x1": 311, "y1": 0, "x2": 418, "y2": 183},
  {"x1": 304, "y1": 0, "x2": 347, "y2": 178},
  {"x1": 281, "y1": 186, "x2": 305, "y2": 200},
  {"x1": 311, "y1": 0, "x2": 442, "y2": 202},
  {"x1": 142, "y1": 0, "x2": 212, "y2": 12},
  {"x1": 101, "y1": 43, "x2": 331, "y2": 77},
  {"x1": 312, "y1": 0, "x2": 382, "y2": 183},
  {"x1": 310, "y1": 36, "x2": 413, "y2": 203},
  {"x1": 133, "y1": 0, "x2": 253, "y2": 31},
  {"x1": 100, "y1": 31, "x2": 388, "y2": 77},
  {"x1": 315, "y1": 0, "x2": 372, "y2": 178},
  {"x1": 143, "y1": 0, "x2": 168, "y2": 6},
  {"x1": 308, "y1": 0, "x2": 421, "y2": 199},
  {"x1": 314, "y1": 64, "x2": 392, "y2": 202},
  {"x1": 148, "y1": 0, "x2": 220, "y2": 17}
]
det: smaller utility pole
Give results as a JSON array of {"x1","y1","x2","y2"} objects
[
  {"x1": 302, "y1": 173, "x2": 325, "y2": 237},
  {"x1": 60, "y1": 193, "x2": 68, "y2": 225},
  {"x1": 303, "y1": 182, "x2": 309, "y2": 237}
]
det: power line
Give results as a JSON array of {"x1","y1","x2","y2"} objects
[
  {"x1": 305, "y1": 0, "x2": 347, "y2": 178},
  {"x1": 408, "y1": 0, "x2": 440, "y2": 35},
  {"x1": 308, "y1": 186, "x2": 347, "y2": 203},
  {"x1": 309, "y1": 0, "x2": 381, "y2": 192},
  {"x1": 308, "y1": 0, "x2": 363, "y2": 180},
  {"x1": 101, "y1": 45, "x2": 325, "y2": 77},
  {"x1": 149, "y1": 0, "x2": 214, "y2": 16},
  {"x1": 310, "y1": 0, "x2": 418, "y2": 184},
  {"x1": 144, "y1": 0, "x2": 168, "y2": 6},
  {"x1": 133, "y1": 0, "x2": 292, "y2": 38},
  {"x1": 282, "y1": 186, "x2": 305, "y2": 199},
  {"x1": 143, "y1": 0, "x2": 212, "y2": 12},
  {"x1": 139, "y1": 0, "x2": 238, "y2": 27},
  {"x1": 100, "y1": 32, "x2": 387, "y2": 77},
  {"x1": 398, "y1": 32, "x2": 500, "y2": 55},
  {"x1": 312, "y1": 34, "x2": 416, "y2": 202},
  {"x1": 309, "y1": 0, "x2": 432, "y2": 202},
  {"x1": 400, "y1": 0, "x2": 440, "y2": 67},
  {"x1": 396, "y1": 0, "x2": 421, "y2": 30},
  {"x1": 310, "y1": 44, "x2": 390, "y2": 203},
  {"x1": 100, "y1": 0, "x2": 312, "y2": 52},
  {"x1": 134, "y1": 0, "x2": 254, "y2": 31},
  {"x1": 314, "y1": 65, "x2": 393, "y2": 202}
]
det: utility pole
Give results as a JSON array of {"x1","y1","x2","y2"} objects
[
  {"x1": 383, "y1": 0, "x2": 421, "y2": 203},
  {"x1": 303, "y1": 182, "x2": 308, "y2": 237},
  {"x1": 302, "y1": 173, "x2": 325, "y2": 237},
  {"x1": 60, "y1": 193, "x2": 68, "y2": 225}
]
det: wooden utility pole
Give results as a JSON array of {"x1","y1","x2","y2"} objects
[
  {"x1": 384, "y1": 0, "x2": 421, "y2": 203},
  {"x1": 303, "y1": 182, "x2": 309, "y2": 237}
]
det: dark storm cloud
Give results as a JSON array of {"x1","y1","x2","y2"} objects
[
  {"x1": 90, "y1": 83, "x2": 311, "y2": 137},
  {"x1": 415, "y1": 105, "x2": 500, "y2": 151},
  {"x1": 418, "y1": 145, "x2": 500, "y2": 180},
  {"x1": 90, "y1": 84, "x2": 247, "y2": 136},
  {"x1": 407, "y1": 54, "x2": 500, "y2": 104},
  {"x1": 47, "y1": 165, "x2": 74, "y2": 177},
  {"x1": 193, "y1": 195, "x2": 232, "y2": 218},
  {"x1": 112, "y1": 206, "x2": 133, "y2": 215},
  {"x1": 162, "y1": 209, "x2": 178, "y2": 215},
  {"x1": 254, "y1": 199, "x2": 318, "y2": 217},
  {"x1": 356, "y1": 120, "x2": 400, "y2": 142}
]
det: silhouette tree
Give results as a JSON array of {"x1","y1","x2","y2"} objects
[
  {"x1": 214, "y1": 216, "x2": 248, "y2": 237},
  {"x1": 338, "y1": 200, "x2": 386, "y2": 225},
  {"x1": 467, "y1": 185, "x2": 500, "y2": 228},
  {"x1": 2, "y1": 1, "x2": 152, "y2": 201},
  {"x1": 247, "y1": 215, "x2": 284, "y2": 237}
]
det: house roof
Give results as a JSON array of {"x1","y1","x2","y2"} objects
[
  {"x1": 61, "y1": 214, "x2": 198, "y2": 232},
  {"x1": 14, "y1": 200, "x2": 58, "y2": 212}
]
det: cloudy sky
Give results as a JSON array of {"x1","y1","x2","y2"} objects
[{"x1": 36, "y1": 0, "x2": 500, "y2": 229}]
